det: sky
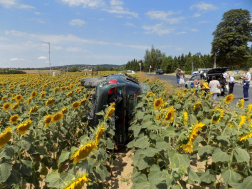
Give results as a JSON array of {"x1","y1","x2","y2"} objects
[{"x1": 0, "y1": 0, "x2": 252, "y2": 68}]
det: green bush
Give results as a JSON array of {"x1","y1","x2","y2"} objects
[
  {"x1": 0, "y1": 70, "x2": 26, "y2": 74},
  {"x1": 184, "y1": 71, "x2": 192, "y2": 75}
]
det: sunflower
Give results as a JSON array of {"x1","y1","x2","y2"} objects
[
  {"x1": 201, "y1": 90, "x2": 205, "y2": 96},
  {"x1": 237, "y1": 99, "x2": 244, "y2": 109},
  {"x1": 80, "y1": 98, "x2": 87, "y2": 104},
  {"x1": 183, "y1": 89, "x2": 188, "y2": 94},
  {"x1": 31, "y1": 91, "x2": 37, "y2": 98},
  {"x1": 71, "y1": 141, "x2": 97, "y2": 163},
  {"x1": 238, "y1": 132, "x2": 252, "y2": 141},
  {"x1": 181, "y1": 121, "x2": 205, "y2": 153},
  {"x1": 183, "y1": 111, "x2": 188, "y2": 125},
  {"x1": 0, "y1": 127, "x2": 11, "y2": 149},
  {"x1": 43, "y1": 84, "x2": 48, "y2": 88},
  {"x1": 164, "y1": 106, "x2": 176, "y2": 124},
  {"x1": 146, "y1": 91, "x2": 153, "y2": 98},
  {"x1": 44, "y1": 115, "x2": 52, "y2": 127},
  {"x1": 27, "y1": 97, "x2": 32, "y2": 105},
  {"x1": 207, "y1": 91, "x2": 213, "y2": 100},
  {"x1": 40, "y1": 91, "x2": 46, "y2": 99},
  {"x1": 15, "y1": 95, "x2": 22, "y2": 101},
  {"x1": 63, "y1": 173, "x2": 91, "y2": 189},
  {"x1": 54, "y1": 87, "x2": 59, "y2": 93},
  {"x1": 211, "y1": 108, "x2": 224, "y2": 124},
  {"x1": 178, "y1": 94, "x2": 184, "y2": 102},
  {"x1": 3, "y1": 102, "x2": 11, "y2": 111},
  {"x1": 145, "y1": 78, "x2": 150, "y2": 82},
  {"x1": 245, "y1": 104, "x2": 252, "y2": 114},
  {"x1": 45, "y1": 97, "x2": 54, "y2": 106},
  {"x1": 11, "y1": 102, "x2": 19, "y2": 111},
  {"x1": 60, "y1": 87, "x2": 66, "y2": 91},
  {"x1": 224, "y1": 94, "x2": 234, "y2": 104},
  {"x1": 52, "y1": 112, "x2": 63, "y2": 123},
  {"x1": 29, "y1": 106, "x2": 39, "y2": 114},
  {"x1": 193, "y1": 101, "x2": 201, "y2": 111},
  {"x1": 95, "y1": 123, "x2": 105, "y2": 144},
  {"x1": 105, "y1": 103, "x2": 116, "y2": 118},
  {"x1": 16, "y1": 120, "x2": 32, "y2": 134},
  {"x1": 2, "y1": 96, "x2": 7, "y2": 101},
  {"x1": 247, "y1": 114, "x2": 252, "y2": 122},
  {"x1": 67, "y1": 91, "x2": 74, "y2": 97},
  {"x1": 154, "y1": 98, "x2": 163, "y2": 110},
  {"x1": 238, "y1": 116, "x2": 246, "y2": 126},
  {"x1": 9, "y1": 114, "x2": 20, "y2": 124},
  {"x1": 72, "y1": 101, "x2": 81, "y2": 109},
  {"x1": 177, "y1": 90, "x2": 181, "y2": 96}
]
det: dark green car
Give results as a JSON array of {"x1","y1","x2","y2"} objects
[{"x1": 81, "y1": 73, "x2": 147, "y2": 148}]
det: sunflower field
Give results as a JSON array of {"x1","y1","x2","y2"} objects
[
  {"x1": 0, "y1": 72, "x2": 119, "y2": 189},
  {"x1": 127, "y1": 79, "x2": 252, "y2": 189},
  {"x1": 1, "y1": 72, "x2": 252, "y2": 189}
]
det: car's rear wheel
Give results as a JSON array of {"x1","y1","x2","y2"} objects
[{"x1": 185, "y1": 84, "x2": 188, "y2": 88}]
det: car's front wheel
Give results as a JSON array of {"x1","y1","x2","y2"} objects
[{"x1": 185, "y1": 84, "x2": 188, "y2": 88}]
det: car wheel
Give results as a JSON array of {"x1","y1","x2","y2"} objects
[{"x1": 185, "y1": 84, "x2": 188, "y2": 88}]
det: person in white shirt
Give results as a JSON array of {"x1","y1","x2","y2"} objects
[
  {"x1": 228, "y1": 74, "x2": 237, "y2": 94},
  {"x1": 223, "y1": 72, "x2": 228, "y2": 79},
  {"x1": 209, "y1": 76, "x2": 221, "y2": 100},
  {"x1": 241, "y1": 68, "x2": 251, "y2": 101}
]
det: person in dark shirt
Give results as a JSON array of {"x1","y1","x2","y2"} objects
[
  {"x1": 218, "y1": 74, "x2": 226, "y2": 96},
  {"x1": 200, "y1": 71, "x2": 206, "y2": 80},
  {"x1": 176, "y1": 71, "x2": 181, "y2": 87}
]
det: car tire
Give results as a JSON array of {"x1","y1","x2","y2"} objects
[{"x1": 185, "y1": 84, "x2": 188, "y2": 88}]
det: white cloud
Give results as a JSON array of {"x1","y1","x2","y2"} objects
[
  {"x1": 0, "y1": 0, "x2": 34, "y2": 9},
  {"x1": 191, "y1": 28, "x2": 198, "y2": 32},
  {"x1": 114, "y1": 43, "x2": 150, "y2": 49},
  {"x1": 176, "y1": 31, "x2": 186, "y2": 35},
  {"x1": 66, "y1": 47, "x2": 87, "y2": 51},
  {"x1": 146, "y1": 11, "x2": 185, "y2": 24},
  {"x1": 61, "y1": 0, "x2": 105, "y2": 8},
  {"x1": 31, "y1": 18, "x2": 46, "y2": 24},
  {"x1": 125, "y1": 22, "x2": 135, "y2": 27},
  {"x1": 0, "y1": 37, "x2": 8, "y2": 41},
  {"x1": 10, "y1": 58, "x2": 24, "y2": 61},
  {"x1": 69, "y1": 19, "x2": 86, "y2": 26},
  {"x1": 142, "y1": 23, "x2": 174, "y2": 35},
  {"x1": 38, "y1": 56, "x2": 47, "y2": 59},
  {"x1": 176, "y1": 47, "x2": 183, "y2": 51},
  {"x1": 235, "y1": 2, "x2": 242, "y2": 6},
  {"x1": 198, "y1": 20, "x2": 209, "y2": 24},
  {"x1": 110, "y1": 0, "x2": 123, "y2": 6},
  {"x1": 190, "y1": 2, "x2": 218, "y2": 11},
  {"x1": 193, "y1": 13, "x2": 201, "y2": 17},
  {"x1": 34, "y1": 12, "x2": 41, "y2": 15}
]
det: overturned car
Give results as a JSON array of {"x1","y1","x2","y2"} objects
[{"x1": 81, "y1": 73, "x2": 147, "y2": 148}]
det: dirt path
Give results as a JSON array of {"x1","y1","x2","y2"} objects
[{"x1": 109, "y1": 148, "x2": 133, "y2": 189}]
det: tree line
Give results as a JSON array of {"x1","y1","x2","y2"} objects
[{"x1": 126, "y1": 9, "x2": 252, "y2": 73}]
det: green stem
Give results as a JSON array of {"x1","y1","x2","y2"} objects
[
  {"x1": 229, "y1": 149, "x2": 234, "y2": 169},
  {"x1": 207, "y1": 122, "x2": 213, "y2": 145}
]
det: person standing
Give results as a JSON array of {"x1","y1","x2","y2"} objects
[
  {"x1": 218, "y1": 74, "x2": 226, "y2": 96},
  {"x1": 176, "y1": 70, "x2": 181, "y2": 87},
  {"x1": 179, "y1": 71, "x2": 185, "y2": 87},
  {"x1": 241, "y1": 68, "x2": 251, "y2": 101},
  {"x1": 228, "y1": 74, "x2": 237, "y2": 94},
  {"x1": 209, "y1": 76, "x2": 221, "y2": 100}
]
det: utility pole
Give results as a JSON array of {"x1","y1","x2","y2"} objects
[
  {"x1": 40, "y1": 41, "x2": 51, "y2": 75},
  {"x1": 214, "y1": 55, "x2": 216, "y2": 68},
  {"x1": 191, "y1": 61, "x2": 194, "y2": 75}
]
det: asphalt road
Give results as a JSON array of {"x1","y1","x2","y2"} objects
[{"x1": 147, "y1": 74, "x2": 252, "y2": 106}]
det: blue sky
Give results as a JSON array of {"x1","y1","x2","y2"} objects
[{"x1": 0, "y1": 0, "x2": 252, "y2": 68}]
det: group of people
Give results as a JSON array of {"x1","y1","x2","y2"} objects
[{"x1": 177, "y1": 68, "x2": 251, "y2": 101}]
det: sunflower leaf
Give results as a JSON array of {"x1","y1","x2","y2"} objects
[{"x1": 58, "y1": 150, "x2": 70, "y2": 166}]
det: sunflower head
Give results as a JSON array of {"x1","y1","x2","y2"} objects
[
  {"x1": 27, "y1": 97, "x2": 32, "y2": 105},
  {"x1": 80, "y1": 98, "x2": 87, "y2": 104},
  {"x1": 61, "y1": 107, "x2": 68, "y2": 114},
  {"x1": 52, "y1": 112, "x2": 63, "y2": 123},
  {"x1": 164, "y1": 106, "x2": 176, "y2": 124},
  {"x1": 9, "y1": 114, "x2": 20, "y2": 124},
  {"x1": 2, "y1": 96, "x2": 7, "y2": 101},
  {"x1": 54, "y1": 87, "x2": 59, "y2": 93},
  {"x1": 211, "y1": 108, "x2": 224, "y2": 124},
  {"x1": 16, "y1": 95, "x2": 23, "y2": 101},
  {"x1": 245, "y1": 104, "x2": 252, "y2": 114},
  {"x1": 0, "y1": 126, "x2": 11, "y2": 149},
  {"x1": 95, "y1": 123, "x2": 105, "y2": 145},
  {"x1": 44, "y1": 115, "x2": 52, "y2": 127},
  {"x1": 11, "y1": 102, "x2": 19, "y2": 111},
  {"x1": 29, "y1": 106, "x2": 39, "y2": 114},
  {"x1": 3, "y1": 102, "x2": 11, "y2": 111},
  {"x1": 146, "y1": 91, "x2": 153, "y2": 98},
  {"x1": 224, "y1": 94, "x2": 234, "y2": 104},
  {"x1": 72, "y1": 101, "x2": 81, "y2": 109},
  {"x1": 238, "y1": 115, "x2": 246, "y2": 127},
  {"x1": 31, "y1": 91, "x2": 37, "y2": 98},
  {"x1": 40, "y1": 91, "x2": 46, "y2": 99},
  {"x1": 45, "y1": 97, "x2": 54, "y2": 106},
  {"x1": 237, "y1": 99, "x2": 245, "y2": 109},
  {"x1": 154, "y1": 98, "x2": 163, "y2": 110},
  {"x1": 193, "y1": 101, "x2": 201, "y2": 111},
  {"x1": 16, "y1": 120, "x2": 32, "y2": 134},
  {"x1": 183, "y1": 111, "x2": 188, "y2": 125},
  {"x1": 67, "y1": 91, "x2": 74, "y2": 97}
]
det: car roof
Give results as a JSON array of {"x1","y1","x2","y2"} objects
[{"x1": 207, "y1": 67, "x2": 228, "y2": 74}]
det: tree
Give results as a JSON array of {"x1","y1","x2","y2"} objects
[
  {"x1": 211, "y1": 9, "x2": 252, "y2": 67},
  {"x1": 143, "y1": 46, "x2": 165, "y2": 71}
]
